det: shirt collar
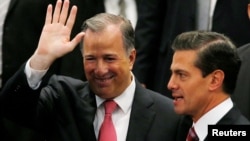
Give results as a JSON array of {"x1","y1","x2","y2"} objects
[{"x1": 193, "y1": 97, "x2": 233, "y2": 141}]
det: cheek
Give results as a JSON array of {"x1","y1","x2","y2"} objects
[
  {"x1": 187, "y1": 80, "x2": 207, "y2": 101},
  {"x1": 182, "y1": 80, "x2": 203, "y2": 96},
  {"x1": 84, "y1": 63, "x2": 95, "y2": 74},
  {"x1": 112, "y1": 61, "x2": 129, "y2": 71}
]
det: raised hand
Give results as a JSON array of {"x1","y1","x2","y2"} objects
[{"x1": 30, "y1": 0, "x2": 84, "y2": 70}]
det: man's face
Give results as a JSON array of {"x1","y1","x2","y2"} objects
[
  {"x1": 83, "y1": 25, "x2": 135, "y2": 99},
  {"x1": 167, "y1": 50, "x2": 212, "y2": 120}
]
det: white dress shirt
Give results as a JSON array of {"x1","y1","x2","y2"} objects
[{"x1": 25, "y1": 59, "x2": 47, "y2": 89}]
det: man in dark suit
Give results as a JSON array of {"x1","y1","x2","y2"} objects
[
  {"x1": 1, "y1": 0, "x2": 143, "y2": 140},
  {"x1": 0, "y1": 1, "x2": 188, "y2": 140},
  {"x1": 1, "y1": 0, "x2": 104, "y2": 140},
  {"x1": 232, "y1": 0, "x2": 250, "y2": 120},
  {"x1": 168, "y1": 31, "x2": 250, "y2": 141},
  {"x1": 133, "y1": 0, "x2": 250, "y2": 98}
]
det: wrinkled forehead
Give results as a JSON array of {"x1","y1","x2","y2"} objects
[{"x1": 83, "y1": 27, "x2": 123, "y2": 52}]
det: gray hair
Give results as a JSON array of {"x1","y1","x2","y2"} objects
[{"x1": 80, "y1": 13, "x2": 135, "y2": 56}]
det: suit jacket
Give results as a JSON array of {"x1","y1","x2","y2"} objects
[
  {"x1": 0, "y1": 64, "x2": 188, "y2": 141},
  {"x1": 133, "y1": 0, "x2": 250, "y2": 98},
  {"x1": 232, "y1": 43, "x2": 250, "y2": 120}
]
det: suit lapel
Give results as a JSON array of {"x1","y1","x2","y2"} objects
[{"x1": 126, "y1": 81, "x2": 156, "y2": 141}]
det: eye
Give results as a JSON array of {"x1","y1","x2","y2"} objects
[
  {"x1": 105, "y1": 56, "x2": 116, "y2": 62},
  {"x1": 84, "y1": 56, "x2": 95, "y2": 61},
  {"x1": 178, "y1": 72, "x2": 184, "y2": 77},
  {"x1": 177, "y1": 72, "x2": 187, "y2": 80}
]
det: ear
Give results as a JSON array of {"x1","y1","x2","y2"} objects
[
  {"x1": 129, "y1": 49, "x2": 136, "y2": 70},
  {"x1": 208, "y1": 70, "x2": 224, "y2": 91}
]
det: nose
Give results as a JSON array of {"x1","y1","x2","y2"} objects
[
  {"x1": 167, "y1": 75, "x2": 176, "y2": 91},
  {"x1": 94, "y1": 60, "x2": 108, "y2": 75}
]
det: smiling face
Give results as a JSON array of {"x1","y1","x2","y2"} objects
[
  {"x1": 83, "y1": 24, "x2": 136, "y2": 99},
  {"x1": 167, "y1": 50, "x2": 214, "y2": 121}
]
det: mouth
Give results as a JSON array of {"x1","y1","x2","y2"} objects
[
  {"x1": 172, "y1": 95, "x2": 184, "y2": 105},
  {"x1": 173, "y1": 96, "x2": 183, "y2": 100},
  {"x1": 95, "y1": 75, "x2": 114, "y2": 86}
]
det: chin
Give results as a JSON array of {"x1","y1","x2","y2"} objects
[{"x1": 174, "y1": 107, "x2": 185, "y2": 115}]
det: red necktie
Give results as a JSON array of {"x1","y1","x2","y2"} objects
[
  {"x1": 186, "y1": 127, "x2": 199, "y2": 141},
  {"x1": 98, "y1": 100, "x2": 117, "y2": 141}
]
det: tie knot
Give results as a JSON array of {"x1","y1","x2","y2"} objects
[
  {"x1": 104, "y1": 100, "x2": 117, "y2": 114},
  {"x1": 187, "y1": 127, "x2": 199, "y2": 141}
]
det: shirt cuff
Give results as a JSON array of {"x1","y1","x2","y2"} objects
[{"x1": 24, "y1": 59, "x2": 48, "y2": 89}]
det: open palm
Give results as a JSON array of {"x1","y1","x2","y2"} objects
[{"x1": 34, "y1": 0, "x2": 84, "y2": 66}]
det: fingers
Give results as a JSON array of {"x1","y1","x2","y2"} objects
[
  {"x1": 71, "y1": 32, "x2": 85, "y2": 48},
  {"x1": 45, "y1": 0, "x2": 73, "y2": 26},
  {"x1": 45, "y1": 4, "x2": 52, "y2": 25},
  {"x1": 66, "y1": 5, "x2": 77, "y2": 31},
  {"x1": 52, "y1": 0, "x2": 63, "y2": 23},
  {"x1": 59, "y1": 0, "x2": 70, "y2": 24}
]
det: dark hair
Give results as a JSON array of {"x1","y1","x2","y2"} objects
[
  {"x1": 80, "y1": 13, "x2": 135, "y2": 56},
  {"x1": 171, "y1": 31, "x2": 241, "y2": 95}
]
